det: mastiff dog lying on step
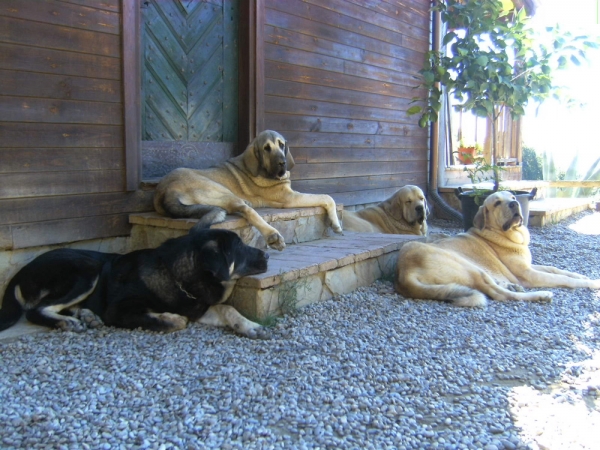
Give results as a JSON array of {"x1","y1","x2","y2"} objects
[
  {"x1": 395, "y1": 191, "x2": 600, "y2": 306},
  {"x1": 343, "y1": 185, "x2": 428, "y2": 235},
  {"x1": 154, "y1": 130, "x2": 343, "y2": 251},
  {"x1": 0, "y1": 224, "x2": 270, "y2": 338}
]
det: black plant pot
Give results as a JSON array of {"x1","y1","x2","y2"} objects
[{"x1": 455, "y1": 187, "x2": 537, "y2": 232}]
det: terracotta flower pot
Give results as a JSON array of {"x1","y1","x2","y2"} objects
[{"x1": 456, "y1": 146, "x2": 478, "y2": 164}]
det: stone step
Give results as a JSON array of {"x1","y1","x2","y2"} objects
[
  {"x1": 129, "y1": 205, "x2": 343, "y2": 251},
  {"x1": 228, "y1": 231, "x2": 423, "y2": 320},
  {"x1": 528, "y1": 198, "x2": 593, "y2": 227}
]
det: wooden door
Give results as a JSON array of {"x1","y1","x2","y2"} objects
[{"x1": 141, "y1": 0, "x2": 239, "y2": 178}]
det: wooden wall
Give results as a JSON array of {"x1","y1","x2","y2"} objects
[
  {"x1": 263, "y1": 0, "x2": 430, "y2": 206},
  {"x1": 0, "y1": 0, "x2": 152, "y2": 250},
  {"x1": 0, "y1": 0, "x2": 432, "y2": 251}
]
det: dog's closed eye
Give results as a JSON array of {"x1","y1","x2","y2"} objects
[{"x1": 264, "y1": 144, "x2": 271, "y2": 152}]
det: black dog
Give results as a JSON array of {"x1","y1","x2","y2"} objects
[{"x1": 0, "y1": 224, "x2": 269, "y2": 338}]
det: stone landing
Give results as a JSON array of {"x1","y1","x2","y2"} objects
[
  {"x1": 229, "y1": 232, "x2": 421, "y2": 320},
  {"x1": 129, "y1": 205, "x2": 344, "y2": 251},
  {"x1": 528, "y1": 198, "x2": 593, "y2": 227}
]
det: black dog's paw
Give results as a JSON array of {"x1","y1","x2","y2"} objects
[
  {"x1": 77, "y1": 309, "x2": 104, "y2": 329},
  {"x1": 57, "y1": 318, "x2": 87, "y2": 333}
]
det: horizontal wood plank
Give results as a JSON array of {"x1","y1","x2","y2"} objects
[
  {"x1": 265, "y1": 61, "x2": 419, "y2": 100},
  {"x1": 0, "y1": 123, "x2": 123, "y2": 148},
  {"x1": 11, "y1": 214, "x2": 131, "y2": 249},
  {"x1": 0, "y1": 170, "x2": 124, "y2": 199},
  {"x1": 265, "y1": 79, "x2": 415, "y2": 111},
  {"x1": 265, "y1": 95, "x2": 417, "y2": 124},
  {"x1": 265, "y1": 43, "x2": 418, "y2": 88},
  {"x1": 303, "y1": 0, "x2": 429, "y2": 36},
  {"x1": 56, "y1": 0, "x2": 120, "y2": 13},
  {"x1": 265, "y1": 114, "x2": 426, "y2": 138},
  {"x1": 0, "y1": 43, "x2": 121, "y2": 80},
  {"x1": 0, "y1": 96, "x2": 123, "y2": 125},
  {"x1": 0, "y1": 148, "x2": 123, "y2": 173},
  {"x1": 0, "y1": 190, "x2": 153, "y2": 225},
  {"x1": 265, "y1": 24, "x2": 422, "y2": 75},
  {"x1": 291, "y1": 160, "x2": 426, "y2": 180},
  {"x1": 1, "y1": 0, "x2": 120, "y2": 34},
  {"x1": 344, "y1": 0, "x2": 429, "y2": 28},
  {"x1": 265, "y1": 8, "x2": 425, "y2": 67},
  {"x1": 290, "y1": 147, "x2": 423, "y2": 164},
  {"x1": 267, "y1": 1, "x2": 427, "y2": 48},
  {"x1": 0, "y1": 16, "x2": 120, "y2": 57},
  {"x1": 283, "y1": 131, "x2": 426, "y2": 149},
  {"x1": 292, "y1": 172, "x2": 427, "y2": 194},
  {"x1": 0, "y1": 69, "x2": 122, "y2": 103}
]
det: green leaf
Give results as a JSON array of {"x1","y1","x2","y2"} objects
[
  {"x1": 442, "y1": 31, "x2": 457, "y2": 46},
  {"x1": 422, "y1": 71, "x2": 435, "y2": 84},
  {"x1": 570, "y1": 55, "x2": 581, "y2": 66},
  {"x1": 407, "y1": 105, "x2": 422, "y2": 115},
  {"x1": 474, "y1": 106, "x2": 488, "y2": 118},
  {"x1": 557, "y1": 55, "x2": 567, "y2": 68},
  {"x1": 476, "y1": 55, "x2": 489, "y2": 66}
]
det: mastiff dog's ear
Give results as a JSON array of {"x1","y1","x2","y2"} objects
[
  {"x1": 472, "y1": 204, "x2": 486, "y2": 230},
  {"x1": 242, "y1": 137, "x2": 262, "y2": 177},
  {"x1": 284, "y1": 140, "x2": 295, "y2": 171}
]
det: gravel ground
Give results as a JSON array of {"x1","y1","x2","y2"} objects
[{"x1": 1, "y1": 210, "x2": 599, "y2": 450}]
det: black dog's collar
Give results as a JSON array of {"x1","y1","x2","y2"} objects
[{"x1": 175, "y1": 281, "x2": 196, "y2": 300}]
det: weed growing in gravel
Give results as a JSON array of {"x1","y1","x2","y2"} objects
[{"x1": 247, "y1": 273, "x2": 313, "y2": 328}]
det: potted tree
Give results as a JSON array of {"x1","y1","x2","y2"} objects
[
  {"x1": 408, "y1": 0, "x2": 598, "y2": 229},
  {"x1": 455, "y1": 139, "x2": 481, "y2": 165}
]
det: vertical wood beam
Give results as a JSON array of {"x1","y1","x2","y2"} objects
[
  {"x1": 122, "y1": 0, "x2": 141, "y2": 189},
  {"x1": 238, "y1": 0, "x2": 265, "y2": 149}
]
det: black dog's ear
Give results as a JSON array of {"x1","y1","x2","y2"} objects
[
  {"x1": 242, "y1": 138, "x2": 261, "y2": 177},
  {"x1": 472, "y1": 205, "x2": 486, "y2": 230},
  {"x1": 285, "y1": 141, "x2": 295, "y2": 171}
]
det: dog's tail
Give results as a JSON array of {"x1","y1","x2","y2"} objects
[
  {"x1": 159, "y1": 192, "x2": 227, "y2": 228},
  {"x1": 395, "y1": 278, "x2": 487, "y2": 307},
  {"x1": 0, "y1": 281, "x2": 24, "y2": 331}
]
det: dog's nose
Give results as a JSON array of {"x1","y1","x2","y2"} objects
[
  {"x1": 509, "y1": 201, "x2": 519, "y2": 209},
  {"x1": 416, "y1": 205, "x2": 424, "y2": 213}
]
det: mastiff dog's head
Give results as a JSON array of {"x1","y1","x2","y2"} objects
[
  {"x1": 243, "y1": 130, "x2": 295, "y2": 180},
  {"x1": 381, "y1": 185, "x2": 428, "y2": 226},
  {"x1": 473, "y1": 191, "x2": 523, "y2": 232}
]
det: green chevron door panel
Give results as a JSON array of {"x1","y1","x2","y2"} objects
[{"x1": 141, "y1": 0, "x2": 239, "y2": 177}]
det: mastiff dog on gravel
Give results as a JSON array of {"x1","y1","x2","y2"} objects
[
  {"x1": 154, "y1": 130, "x2": 343, "y2": 251},
  {"x1": 395, "y1": 191, "x2": 600, "y2": 306},
  {"x1": 343, "y1": 185, "x2": 428, "y2": 236},
  {"x1": 0, "y1": 224, "x2": 270, "y2": 338}
]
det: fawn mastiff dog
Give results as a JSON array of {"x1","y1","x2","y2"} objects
[
  {"x1": 0, "y1": 224, "x2": 270, "y2": 338},
  {"x1": 343, "y1": 185, "x2": 428, "y2": 235},
  {"x1": 395, "y1": 191, "x2": 600, "y2": 306},
  {"x1": 154, "y1": 130, "x2": 343, "y2": 251}
]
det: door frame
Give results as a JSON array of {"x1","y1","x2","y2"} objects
[{"x1": 121, "y1": 0, "x2": 264, "y2": 189}]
